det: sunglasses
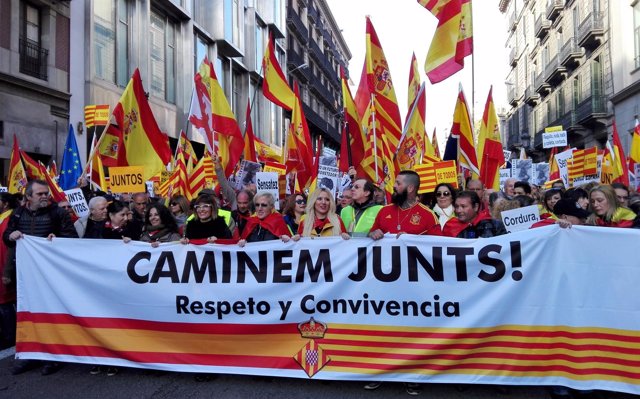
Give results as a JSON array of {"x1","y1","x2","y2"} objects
[
  {"x1": 170, "y1": 202, "x2": 179, "y2": 206},
  {"x1": 295, "y1": 199, "x2": 306, "y2": 205},
  {"x1": 436, "y1": 191, "x2": 451, "y2": 197},
  {"x1": 194, "y1": 204, "x2": 212, "y2": 210},
  {"x1": 255, "y1": 203, "x2": 270, "y2": 208}
]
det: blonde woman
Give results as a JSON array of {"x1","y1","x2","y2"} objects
[
  {"x1": 587, "y1": 185, "x2": 636, "y2": 228},
  {"x1": 295, "y1": 188, "x2": 349, "y2": 239}
]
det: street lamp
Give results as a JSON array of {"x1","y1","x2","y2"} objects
[{"x1": 289, "y1": 63, "x2": 309, "y2": 73}]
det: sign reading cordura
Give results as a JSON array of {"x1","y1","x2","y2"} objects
[
  {"x1": 16, "y1": 228, "x2": 640, "y2": 394},
  {"x1": 108, "y1": 166, "x2": 145, "y2": 193},
  {"x1": 500, "y1": 205, "x2": 540, "y2": 233}
]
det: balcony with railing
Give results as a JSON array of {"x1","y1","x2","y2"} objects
[
  {"x1": 534, "y1": 71, "x2": 550, "y2": 96},
  {"x1": 287, "y1": 48, "x2": 310, "y2": 81},
  {"x1": 509, "y1": 46, "x2": 519, "y2": 67},
  {"x1": 576, "y1": 94, "x2": 607, "y2": 125},
  {"x1": 307, "y1": 3, "x2": 318, "y2": 22},
  {"x1": 287, "y1": 7, "x2": 308, "y2": 43},
  {"x1": 524, "y1": 86, "x2": 540, "y2": 106},
  {"x1": 577, "y1": 12, "x2": 604, "y2": 50},
  {"x1": 560, "y1": 38, "x2": 583, "y2": 69},
  {"x1": 534, "y1": 14, "x2": 551, "y2": 39},
  {"x1": 19, "y1": 38, "x2": 48, "y2": 80},
  {"x1": 508, "y1": 86, "x2": 517, "y2": 107},
  {"x1": 546, "y1": 0, "x2": 564, "y2": 22},
  {"x1": 508, "y1": 11, "x2": 516, "y2": 32},
  {"x1": 309, "y1": 39, "x2": 324, "y2": 63},
  {"x1": 310, "y1": 77, "x2": 336, "y2": 107},
  {"x1": 303, "y1": 103, "x2": 340, "y2": 143},
  {"x1": 544, "y1": 54, "x2": 567, "y2": 85}
]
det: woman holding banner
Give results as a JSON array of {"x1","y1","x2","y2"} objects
[
  {"x1": 282, "y1": 193, "x2": 306, "y2": 234},
  {"x1": 238, "y1": 192, "x2": 292, "y2": 246},
  {"x1": 587, "y1": 185, "x2": 636, "y2": 228},
  {"x1": 181, "y1": 195, "x2": 232, "y2": 244},
  {"x1": 139, "y1": 204, "x2": 181, "y2": 247},
  {"x1": 296, "y1": 188, "x2": 349, "y2": 239},
  {"x1": 102, "y1": 200, "x2": 141, "y2": 242},
  {"x1": 431, "y1": 183, "x2": 457, "y2": 229},
  {"x1": 540, "y1": 189, "x2": 563, "y2": 220}
]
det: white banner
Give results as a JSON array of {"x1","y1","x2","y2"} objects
[
  {"x1": 15, "y1": 229, "x2": 640, "y2": 394},
  {"x1": 555, "y1": 148, "x2": 574, "y2": 187}
]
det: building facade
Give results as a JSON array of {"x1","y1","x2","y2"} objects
[
  {"x1": 0, "y1": 0, "x2": 71, "y2": 181},
  {"x1": 500, "y1": 0, "x2": 616, "y2": 160}
]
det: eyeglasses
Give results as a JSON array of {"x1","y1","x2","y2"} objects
[
  {"x1": 436, "y1": 191, "x2": 451, "y2": 197},
  {"x1": 295, "y1": 199, "x2": 306, "y2": 205},
  {"x1": 255, "y1": 203, "x2": 270, "y2": 208},
  {"x1": 194, "y1": 204, "x2": 212, "y2": 210}
]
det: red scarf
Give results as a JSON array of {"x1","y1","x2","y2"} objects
[
  {"x1": 442, "y1": 211, "x2": 492, "y2": 238},
  {"x1": 241, "y1": 212, "x2": 292, "y2": 240}
]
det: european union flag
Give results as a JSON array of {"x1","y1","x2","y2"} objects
[{"x1": 59, "y1": 124, "x2": 83, "y2": 190}]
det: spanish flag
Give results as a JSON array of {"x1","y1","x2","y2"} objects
[
  {"x1": 262, "y1": 33, "x2": 295, "y2": 111},
  {"x1": 243, "y1": 100, "x2": 258, "y2": 163},
  {"x1": 285, "y1": 83, "x2": 314, "y2": 188},
  {"x1": 407, "y1": 52, "x2": 421, "y2": 111},
  {"x1": 451, "y1": 84, "x2": 479, "y2": 175},
  {"x1": 477, "y1": 87, "x2": 505, "y2": 190},
  {"x1": 8, "y1": 137, "x2": 27, "y2": 194},
  {"x1": 88, "y1": 132, "x2": 107, "y2": 191},
  {"x1": 112, "y1": 69, "x2": 172, "y2": 180},
  {"x1": 397, "y1": 83, "x2": 427, "y2": 170},
  {"x1": 421, "y1": 0, "x2": 473, "y2": 84},
  {"x1": 20, "y1": 150, "x2": 47, "y2": 180},
  {"x1": 431, "y1": 128, "x2": 441, "y2": 159},
  {"x1": 611, "y1": 121, "x2": 629, "y2": 186},
  {"x1": 340, "y1": 68, "x2": 367, "y2": 176},
  {"x1": 255, "y1": 138, "x2": 282, "y2": 163}
]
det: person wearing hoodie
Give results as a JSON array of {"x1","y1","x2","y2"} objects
[{"x1": 340, "y1": 178, "x2": 382, "y2": 237}]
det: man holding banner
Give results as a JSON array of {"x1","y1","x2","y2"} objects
[
  {"x1": 442, "y1": 191, "x2": 506, "y2": 238},
  {"x1": 340, "y1": 178, "x2": 381, "y2": 237}
]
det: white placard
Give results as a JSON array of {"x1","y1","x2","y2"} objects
[
  {"x1": 503, "y1": 150, "x2": 512, "y2": 162},
  {"x1": 236, "y1": 160, "x2": 262, "y2": 190},
  {"x1": 145, "y1": 181, "x2": 155, "y2": 198},
  {"x1": 339, "y1": 173, "x2": 352, "y2": 194},
  {"x1": 511, "y1": 159, "x2": 533, "y2": 183},
  {"x1": 256, "y1": 172, "x2": 280, "y2": 210},
  {"x1": 542, "y1": 131, "x2": 568, "y2": 148},
  {"x1": 533, "y1": 163, "x2": 550, "y2": 186},
  {"x1": 63, "y1": 188, "x2": 89, "y2": 218},
  {"x1": 0, "y1": 186, "x2": 7, "y2": 193},
  {"x1": 554, "y1": 148, "x2": 574, "y2": 187},
  {"x1": 500, "y1": 204, "x2": 540, "y2": 233},
  {"x1": 317, "y1": 165, "x2": 340, "y2": 198},
  {"x1": 499, "y1": 168, "x2": 512, "y2": 190}
]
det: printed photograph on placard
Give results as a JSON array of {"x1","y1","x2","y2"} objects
[
  {"x1": 512, "y1": 159, "x2": 533, "y2": 183},
  {"x1": 534, "y1": 163, "x2": 550, "y2": 186}
]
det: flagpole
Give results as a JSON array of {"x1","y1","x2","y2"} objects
[
  {"x1": 371, "y1": 94, "x2": 379, "y2": 181},
  {"x1": 80, "y1": 113, "x2": 113, "y2": 181},
  {"x1": 470, "y1": 0, "x2": 476, "y2": 131}
]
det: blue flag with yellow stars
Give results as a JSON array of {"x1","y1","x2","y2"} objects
[{"x1": 59, "y1": 124, "x2": 83, "y2": 190}]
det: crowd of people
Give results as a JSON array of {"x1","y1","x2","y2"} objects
[{"x1": 0, "y1": 159, "x2": 636, "y2": 398}]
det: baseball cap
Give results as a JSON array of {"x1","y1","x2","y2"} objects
[{"x1": 553, "y1": 199, "x2": 591, "y2": 219}]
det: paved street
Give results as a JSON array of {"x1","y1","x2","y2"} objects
[{"x1": 1, "y1": 349, "x2": 638, "y2": 399}]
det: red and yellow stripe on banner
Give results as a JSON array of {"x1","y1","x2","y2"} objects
[{"x1": 17, "y1": 312, "x2": 640, "y2": 384}]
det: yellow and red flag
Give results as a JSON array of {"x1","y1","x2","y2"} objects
[
  {"x1": 204, "y1": 61, "x2": 245, "y2": 177},
  {"x1": 420, "y1": 0, "x2": 473, "y2": 84},
  {"x1": 611, "y1": 122, "x2": 629, "y2": 186},
  {"x1": 285, "y1": 83, "x2": 314, "y2": 188},
  {"x1": 47, "y1": 161, "x2": 58, "y2": 180},
  {"x1": 397, "y1": 83, "x2": 427, "y2": 170},
  {"x1": 477, "y1": 87, "x2": 505, "y2": 190},
  {"x1": 361, "y1": 97, "x2": 400, "y2": 191},
  {"x1": 568, "y1": 147, "x2": 598, "y2": 182},
  {"x1": 407, "y1": 52, "x2": 421, "y2": 111},
  {"x1": 39, "y1": 161, "x2": 67, "y2": 203},
  {"x1": 340, "y1": 68, "x2": 367, "y2": 176},
  {"x1": 8, "y1": 137, "x2": 27, "y2": 194},
  {"x1": 548, "y1": 147, "x2": 560, "y2": 182},
  {"x1": 262, "y1": 33, "x2": 295, "y2": 111},
  {"x1": 431, "y1": 128, "x2": 441, "y2": 159},
  {"x1": 84, "y1": 105, "x2": 110, "y2": 129},
  {"x1": 450, "y1": 84, "x2": 479, "y2": 174},
  {"x1": 255, "y1": 138, "x2": 282, "y2": 163},
  {"x1": 87, "y1": 132, "x2": 107, "y2": 191},
  {"x1": 243, "y1": 100, "x2": 258, "y2": 163},
  {"x1": 629, "y1": 119, "x2": 640, "y2": 179},
  {"x1": 97, "y1": 124, "x2": 125, "y2": 167},
  {"x1": 188, "y1": 152, "x2": 216, "y2": 197},
  {"x1": 177, "y1": 130, "x2": 197, "y2": 172},
  {"x1": 112, "y1": 68, "x2": 172, "y2": 180},
  {"x1": 361, "y1": 16, "x2": 403, "y2": 151},
  {"x1": 20, "y1": 150, "x2": 47, "y2": 180}
]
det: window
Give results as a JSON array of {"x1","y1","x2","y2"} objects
[
  {"x1": 255, "y1": 23, "x2": 264, "y2": 72},
  {"x1": 556, "y1": 87, "x2": 565, "y2": 119},
  {"x1": 20, "y1": 2, "x2": 47, "y2": 79},
  {"x1": 572, "y1": 75, "x2": 581, "y2": 108},
  {"x1": 194, "y1": 33, "x2": 208, "y2": 72},
  {"x1": 634, "y1": 3, "x2": 640, "y2": 68},
  {"x1": 232, "y1": 0, "x2": 241, "y2": 47},
  {"x1": 94, "y1": 0, "x2": 129, "y2": 86},
  {"x1": 150, "y1": 10, "x2": 176, "y2": 103}
]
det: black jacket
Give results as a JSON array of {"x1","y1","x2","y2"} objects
[{"x1": 3, "y1": 204, "x2": 78, "y2": 247}]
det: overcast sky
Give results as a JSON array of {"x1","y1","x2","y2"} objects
[{"x1": 325, "y1": 0, "x2": 509, "y2": 148}]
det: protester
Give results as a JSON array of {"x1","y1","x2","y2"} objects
[
  {"x1": 551, "y1": 179, "x2": 566, "y2": 191},
  {"x1": 611, "y1": 182, "x2": 630, "y2": 208},
  {"x1": 586, "y1": 185, "x2": 636, "y2": 228},
  {"x1": 369, "y1": 171, "x2": 440, "y2": 239},
  {"x1": 499, "y1": 177, "x2": 516, "y2": 200},
  {"x1": 540, "y1": 188, "x2": 563, "y2": 219},
  {"x1": 103, "y1": 200, "x2": 141, "y2": 241},
  {"x1": 466, "y1": 179, "x2": 487, "y2": 211},
  {"x1": 212, "y1": 154, "x2": 238, "y2": 210},
  {"x1": 130, "y1": 192, "x2": 149, "y2": 225},
  {"x1": 0, "y1": 193, "x2": 18, "y2": 350},
  {"x1": 296, "y1": 188, "x2": 349, "y2": 239},
  {"x1": 564, "y1": 187, "x2": 589, "y2": 210},
  {"x1": 57, "y1": 199, "x2": 75, "y2": 219},
  {"x1": 139, "y1": 204, "x2": 181, "y2": 246},
  {"x1": 231, "y1": 189, "x2": 254, "y2": 236},
  {"x1": 513, "y1": 194, "x2": 535, "y2": 208},
  {"x1": 442, "y1": 191, "x2": 506, "y2": 238},
  {"x1": 532, "y1": 199, "x2": 591, "y2": 229},
  {"x1": 340, "y1": 178, "x2": 382, "y2": 237},
  {"x1": 3, "y1": 180, "x2": 77, "y2": 376},
  {"x1": 282, "y1": 193, "x2": 307, "y2": 234},
  {"x1": 490, "y1": 199, "x2": 520, "y2": 221},
  {"x1": 513, "y1": 181, "x2": 533, "y2": 198},
  {"x1": 337, "y1": 188, "x2": 353, "y2": 214},
  {"x1": 169, "y1": 194, "x2": 191, "y2": 229},
  {"x1": 181, "y1": 194, "x2": 232, "y2": 243},
  {"x1": 372, "y1": 185, "x2": 386, "y2": 205},
  {"x1": 431, "y1": 183, "x2": 456, "y2": 229},
  {"x1": 239, "y1": 192, "x2": 292, "y2": 245},
  {"x1": 74, "y1": 196, "x2": 108, "y2": 238}
]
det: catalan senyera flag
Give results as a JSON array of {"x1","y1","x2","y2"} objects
[
  {"x1": 204, "y1": 61, "x2": 245, "y2": 178},
  {"x1": 188, "y1": 152, "x2": 216, "y2": 197},
  {"x1": 568, "y1": 147, "x2": 598, "y2": 182},
  {"x1": 340, "y1": 68, "x2": 368, "y2": 176},
  {"x1": 285, "y1": 83, "x2": 314, "y2": 188},
  {"x1": 168, "y1": 145, "x2": 191, "y2": 200},
  {"x1": 477, "y1": 87, "x2": 505, "y2": 190},
  {"x1": 421, "y1": 0, "x2": 473, "y2": 84},
  {"x1": 611, "y1": 122, "x2": 630, "y2": 186},
  {"x1": 361, "y1": 98, "x2": 401, "y2": 189},
  {"x1": 20, "y1": 150, "x2": 47, "y2": 181},
  {"x1": 450, "y1": 84, "x2": 479, "y2": 175},
  {"x1": 8, "y1": 137, "x2": 27, "y2": 194},
  {"x1": 255, "y1": 138, "x2": 282, "y2": 163},
  {"x1": 363, "y1": 16, "x2": 403, "y2": 151},
  {"x1": 407, "y1": 52, "x2": 421, "y2": 111},
  {"x1": 397, "y1": 83, "x2": 427, "y2": 170},
  {"x1": 112, "y1": 68, "x2": 172, "y2": 180},
  {"x1": 262, "y1": 33, "x2": 296, "y2": 111},
  {"x1": 243, "y1": 100, "x2": 258, "y2": 163},
  {"x1": 84, "y1": 105, "x2": 110, "y2": 129},
  {"x1": 87, "y1": 132, "x2": 107, "y2": 191},
  {"x1": 177, "y1": 130, "x2": 197, "y2": 172}
]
